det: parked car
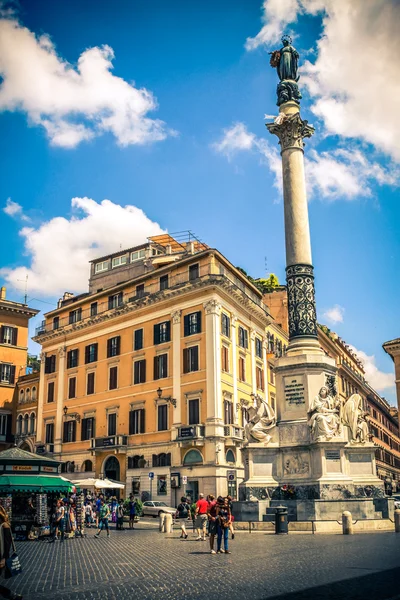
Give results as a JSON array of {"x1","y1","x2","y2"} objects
[
  {"x1": 393, "y1": 495, "x2": 400, "y2": 510},
  {"x1": 142, "y1": 501, "x2": 176, "y2": 518}
]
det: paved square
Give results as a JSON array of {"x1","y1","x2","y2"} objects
[{"x1": 4, "y1": 521, "x2": 400, "y2": 600}]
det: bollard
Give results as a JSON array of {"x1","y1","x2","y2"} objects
[
  {"x1": 342, "y1": 511, "x2": 353, "y2": 535},
  {"x1": 164, "y1": 513, "x2": 173, "y2": 533},
  {"x1": 395, "y1": 509, "x2": 400, "y2": 533},
  {"x1": 159, "y1": 513, "x2": 166, "y2": 532}
]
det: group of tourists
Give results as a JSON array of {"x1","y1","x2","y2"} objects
[{"x1": 175, "y1": 494, "x2": 234, "y2": 554}]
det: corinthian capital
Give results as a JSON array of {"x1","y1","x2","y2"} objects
[
  {"x1": 171, "y1": 310, "x2": 182, "y2": 324},
  {"x1": 58, "y1": 346, "x2": 66, "y2": 358},
  {"x1": 203, "y1": 299, "x2": 221, "y2": 316},
  {"x1": 266, "y1": 112, "x2": 314, "y2": 153}
]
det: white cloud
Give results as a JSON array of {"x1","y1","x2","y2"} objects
[
  {"x1": 0, "y1": 17, "x2": 172, "y2": 148},
  {"x1": 322, "y1": 304, "x2": 344, "y2": 324},
  {"x1": 349, "y1": 345, "x2": 395, "y2": 393},
  {"x1": 246, "y1": 0, "x2": 400, "y2": 163},
  {"x1": 213, "y1": 122, "x2": 396, "y2": 200},
  {"x1": 0, "y1": 197, "x2": 165, "y2": 296},
  {"x1": 3, "y1": 198, "x2": 30, "y2": 221}
]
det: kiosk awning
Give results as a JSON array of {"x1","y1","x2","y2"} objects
[{"x1": 0, "y1": 475, "x2": 75, "y2": 493}]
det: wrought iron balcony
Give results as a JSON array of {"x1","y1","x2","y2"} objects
[{"x1": 90, "y1": 435, "x2": 128, "y2": 450}]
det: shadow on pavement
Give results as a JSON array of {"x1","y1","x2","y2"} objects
[{"x1": 262, "y1": 567, "x2": 400, "y2": 600}]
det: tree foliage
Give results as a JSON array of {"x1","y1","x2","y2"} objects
[{"x1": 236, "y1": 267, "x2": 280, "y2": 293}]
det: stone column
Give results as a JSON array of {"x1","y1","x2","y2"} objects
[
  {"x1": 54, "y1": 346, "x2": 66, "y2": 453},
  {"x1": 263, "y1": 340, "x2": 269, "y2": 403},
  {"x1": 250, "y1": 330, "x2": 257, "y2": 395},
  {"x1": 204, "y1": 299, "x2": 223, "y2": 435},
  {"x1": 231, "y1": 316, "x2": 238, "y2": 415},
  {"x1": 35, "y1": 351, "x2": 46, "y2": 443},
  {"x1": 171, "y1": 310, "x2": 182, "y2": 432},
  {"x1": 267, "y1": 102, "x2": 321, "y2": 356}
]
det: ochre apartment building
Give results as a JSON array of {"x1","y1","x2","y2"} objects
[
  {"x1": 33, "y1": 234, "x2": 272, "y2": 503},
  {"x1": 0, "y1": 287, "x2": 38, "y2": 450}
]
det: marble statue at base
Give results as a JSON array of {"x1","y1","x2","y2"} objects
[
  {"x1": 308, "y1": 386, "x2": 340, "y2": 442},
  {"x1": 245, "y1": 395, "x2": 276, "y2": 445}
]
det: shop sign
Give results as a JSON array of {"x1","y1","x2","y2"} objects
[
  {"x1": 179, "y1": 427, "x2": 195, "y2": 438},
  {"x1": 227, "y1": 470, "x2": 236, "y2": 481},
  {"x1": 41, "y1": 466, "x2": 58, "y2": 473},
  {"x1": 102, "y1": 437, "x2": 116, "y2": 447},
  {"x1": 182, "y1": 475, "x2": 187, "y2": 485},
  {"x1": 8, "y1": 465, "x2": 38, "y2": 472}
]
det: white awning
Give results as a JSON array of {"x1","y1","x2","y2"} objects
[{"x1": 71, "y1": 477, "x2": 125, "y2": 489}]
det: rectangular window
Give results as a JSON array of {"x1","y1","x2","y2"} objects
[
  {"x1": 0, "y1": 326, "x2": 18, "y2": 345},
  {"x1": 109, "y1": 366, "x2": 118, "y2": 390},
  {"x1": 81, "y1": 417, "x2": 95, "y2": 441},
  {"x1": 183, "y1": 346, "x2": 199, "y2": 373},
  {"x1": 158, "y1": 404, "x2": 168, "y2": 431},
  {"x1": 108, "y1": 413, "x2": 117, "y2": 436},
  {"x1": 136, "y1": 284, "x2": 145, "y2": 298},
  {"x1": 68, "y1": 377, "x2": 76, "y2": 399},
  {"x1": 154, "y1": 321, "x2": 171, "y2": 345},
  {"x1": 69, "y1": 308, "x2": 82, "y2": 324},
  {"x1": 256, "y1": 366, "x2": 264, "y2": 391},
  {"x1": 85, "y1": 343, "x2": 98, "y2": 364},
  {"x1": 67, "y1": 349, "x2": 79, "y2": 369},
  {"x1": 45, "y1": 355, "x2": 56, "y2": 374},
  {"x1": 131, "y1": 249, "x2": 146, "y2": 262},
  {"x1": 189, "y1": 263, "x2": 199, "y2": 281},
  {"x1": 238, "y1": 326, "x2": 248, "y2": 349},
  {"x1": 63, "y1": 420, "x2": 76, "y2": 443},
  {"x1": 269, "y1": 366, "x2": 275, "y2": 385},
  {"x1": 45, "y1": 423, "x2": 54, "y2": 444},
  {"x1": 47, "y1": 381, "x2": 55, "y2": 403},
  {"x1": 255, "y1": 338, "x2": 263, "y2": 358},
  {"x1": 134, "y1": 328, "x2": 143, "y2": 351},
  {"x1": 134, "y1": 360, "x2": 146, "y2": 384},
  {"x1": 224, "y1": 400, "x2": 233, "y2": 425},
  {"x1": 239, "y1": 357, "x2": 246, "y2": 382},
  {"x1": 221, "y1": 346, "x2": 229, "y2": 372},
  {"x1": 87, "y1": 372, "x2": 95, "y2": 395},
  {"x1": 221, "y1": 313, "x2": 230, "y2": 338},
  {"x1": 184, "y1": 311, "x2": 202, "y2": 336},
  {"x1": 90, "y1": 302, "x2": 98, "y2": 317},
  {"x1": 159, "y1": 275, "x2": 169, "y2": 291},
  {"x1": 129, "y1": 409, "x2": 145, "y2": 435},
  {"x1": 107, "y1": 336, "x2": 121, "y2": 358},
  {"x1": 154, "y1": 354, "x2": 168, "y2": 380},
  {"x1": 53, "y1": 317, "x2": 59, "y2": 331},
  {"x1": 112, "y1": 255, "x2": 127, "y2": 268},
  {"x1": 108, "y1": 292, "x2": 123, "y2": 310},
  {"x1": 95, "y1": 261, "x2": 108, "y2": 273},
  {"x1": 0, "y1": 364, "x2": 15, "y2": 385},
  {"x1": 188, "y1": 399, "x2": 200, "y2": 425}
]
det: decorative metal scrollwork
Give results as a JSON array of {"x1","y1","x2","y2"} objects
[{"x1": 286, "y1": 264, "x2": 317, "y2": 339}]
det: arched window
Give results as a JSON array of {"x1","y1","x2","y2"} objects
[
  {"x1": 128, "y1": 455, "x2": 142, "y2": 469},
  {"x1": 19, "y1": 389, "x2": 24, "y2": 403},
  {"x1": 25, "y1": 388, "x2": 31, "y2": 402},
  {"x1": 82, "y1": 460, "x2": 93, "y2": 472},
  {"x1": 183, "y1": 449, "x2": 203, "y2": 465},
  {"x1": 23, "y1": 414, "x2": 29, "y2": 435},
  {"x1": 31, "y1": 387, "x2": 37, "y2": 401},
  {"x1": 226, "y1": 449, "x2": 235, "y2": 463},
  {"x1": 29, "y1": 413, "x2": 35, "y2": 435},
  {"x1": 16, "y1": 415, "x2": 22, "y2": 435}
]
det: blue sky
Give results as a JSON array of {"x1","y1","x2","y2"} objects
[{"x1": 0, "y1": 0, "x2": 398, "y2": 403}]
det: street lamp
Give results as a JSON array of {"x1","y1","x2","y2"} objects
[
  {"x1": 63, "y1": 405, "x2": 81, "y2": 423},
  {"x1": 156, "y1": 387, "x2": 177, "y2": 407}
]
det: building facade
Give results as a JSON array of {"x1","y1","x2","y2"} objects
[
  {"x1": 0, "y1": 287, "x2": 39, "y2": 449},
  {"x1": 33, "y1": 235, "x2": 272, "y2": 503},
  {"x1": 14, "y1": 372, "x2": 39, "y2": 453}
]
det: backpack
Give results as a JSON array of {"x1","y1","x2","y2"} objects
[{"x1": 178, "y1": 503, "x2": 188, "y2": 518}]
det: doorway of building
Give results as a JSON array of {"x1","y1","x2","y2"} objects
[
  {"x1": 185, "y1": 480, "x2": 199, "y2": 502},
  {"x1": 104, "y1": 456, "x2": 120, "y2": 481}
]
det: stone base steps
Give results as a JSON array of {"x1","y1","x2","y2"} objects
[{"x1": 234, "y1": 519, "x2": 396, "y2": 534}]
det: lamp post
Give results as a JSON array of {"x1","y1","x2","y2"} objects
[
  {"x1": 156, "y1": 387, "x2": 177, "y2": 407},
  {"x1": 63, "y1": 405, "x2": 81, "y2": 423}
]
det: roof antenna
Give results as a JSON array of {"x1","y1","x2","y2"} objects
[{"x1": 17, "y1": 274, "x2": 28, "y2": 304}]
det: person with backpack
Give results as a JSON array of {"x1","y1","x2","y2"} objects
[
  {"x1": 94, "y1": 499, "x2": 110, "y2": 538},
  {"x1": 216, "y1": 496, "x2": 231, "y2": 554},
  {"x1": 116, "y1": 499, "x2": 125, "y2": 531},
  {"x1": 175, "y1": 496, "x2": 190, "y2": 539}
]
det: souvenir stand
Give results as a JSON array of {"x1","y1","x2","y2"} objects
[{"x1": 0, "y1": 447, "x2": 75, "y2": 540}]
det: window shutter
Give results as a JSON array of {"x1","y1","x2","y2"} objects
[
  {"x1": 93, "y1": 344, "x2": 98, "y2": 362},
  {"x1": 85, "y1": 346, "x2": 89, "y2": 364},
  {"x1": 192, "y1": 346, "x2": 199, "y2": 371},
  {"x1": 11, "y1": 328, "x2": 18, "y2": 346},
  {"x1": 129, "y1": 411, "x2": 134, "y2": 435},
  {"x1": 63, "y1": 421, "x2": 68, "y2": 442},
  {"x1": 154, "y1": 324, "x2": 160, "y2": 345},
  {"x1": 183, "y1": 348, "x2": 189, "y2": 374},
  {"x1": 72, "y1": 421, "x2": 76, "y2": 442},
  {"x1": 165, "y1": 321, "x2": 171, "y2": 342},
  {"x1": 140, "y1": 409, "x2": 145, "y2": 434},
  {"x1": 152, "y1": 454, "x2": 157, "y2": 468},
  {"x1": 184, "y1": 315, "x2": 189, "y2": 336},
  {"x1": 116, "y1": 336, "x2": 121, "y2": 355},
  {"x1": 107, "y1": 339, "x2": 111, "y2": 358},
  {"x1": 0, "y1": 326, "x2": 4, "y2": 344},
  {"x1": 154, "y1": 356, "x2": 159, "y2": 380},
  {"x1": 196, "y1": 311, "x2": 202, "y2": 333},
  {"x1": 142, "y1": 360, "x2": 146, "y2": 383},
  {"x1": 9, "y1": 366, "x2": 15, "y2": 385}
]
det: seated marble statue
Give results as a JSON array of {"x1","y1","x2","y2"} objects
[
  {"x1": 308, "y1": 386, "x2": 340, "y2": 442},
  {"x1": 342, "y1": 393, "x2": 369, "y2": 443},
  {"x1": 245, "y1": 396, "x2": 276, "y2": 444}
]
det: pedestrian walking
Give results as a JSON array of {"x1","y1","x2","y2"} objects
[
  {"x1": 216, "y1": 496, "x2": 231, "y2": 554},
  {"x1": 207, "y1": 494, "x2": 218, "y2": 554},
  {"x1": 0, "y1": 506, "x2": 22, "y2": 600},
  {"x1": 116, "y1": 499, "x2": 125, "y2": 531},
  {"x1": 53, "y1": 500, "x2": 66, "y2": 542},
  {"x1": 128, "y1": 496, "x2": 136, "y2": 529},
  {"x1": 84, "y1": 502, "x2": 93, "y2": 529},
  {"x1": 195, "y1": 493, "x2": 208, "y2": 541},
  {"x1": 175, "y1": 497, "x2": 190, "y2": 539},
  {"x1": 227, "y1": 495, "x2": 235, "y2": 539},
  {"x1": 94, "y1": 499, "x2": 110, "y2": 538}
]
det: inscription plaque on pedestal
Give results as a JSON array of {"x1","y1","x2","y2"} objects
[{"x1": 284, "y1": 376, "x2": 305, "y2": 405}]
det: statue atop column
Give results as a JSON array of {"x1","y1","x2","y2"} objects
[{"x1": 270, "y1": 35, "x2": 302, "y2": 106}]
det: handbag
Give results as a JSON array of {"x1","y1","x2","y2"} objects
[{"x1": 5, "y1": 535, "x2": 22, "y2": 578}]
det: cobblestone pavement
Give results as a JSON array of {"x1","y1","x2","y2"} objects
[{"x1": 4, "y1": 520, "x2": 400, "y2": 600}]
